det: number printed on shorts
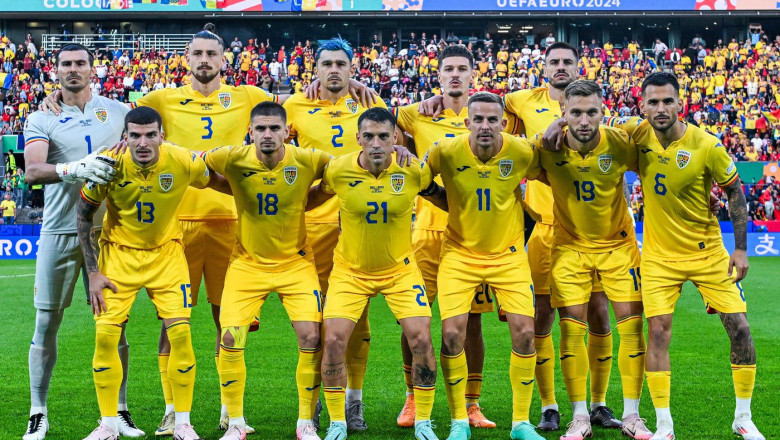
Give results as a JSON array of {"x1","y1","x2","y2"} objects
[
  {"x1": 180, "y1": 283, "x2": 192, "y2": 308},
  {"x1": 413, "y1": 285, "x2": 427, "y2": 307},
  {"x1": 474, "y1": 283, "x2": 493, "y2": 304},
  {"x1": 313, "y1": 290, "x2": 322, "y2": 313},
  {"x1": 629, "y1": 267, "x2": 641, "y2": 291}
]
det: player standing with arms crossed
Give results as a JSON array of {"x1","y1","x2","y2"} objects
[{"x1": 22, "y1": 43, "x2": 143, "y2": 440}]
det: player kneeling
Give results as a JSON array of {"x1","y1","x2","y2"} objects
[
  {"x1": 312, "y1": 108, "x2": 444, "y2": 440},
  {"x1": 77, "y1": 107, "x2": 221, "y2": 440}
]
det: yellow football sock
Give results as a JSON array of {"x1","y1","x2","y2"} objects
[
  {"x1": 534, "y1": 332, "x2": 557, "y2": 407},
  {"x1": 346, "y1": 309, "x2": 370, "y2": 391},
  {"x1": 166, "y1": 321, "x2": 196, "y2": 413},
  {"x1": 465, "y1": 373, "x2": 483, "y2": 405},
  {"x1": 440, "y1": 350, "x2": 468, "y2": 420},
  {"x1": 616, "y1": 315, "x2": 646, "y2": 400},
  {"x1": 324, "y1": 386, "x2": 346, "y2": 423},
  {"x1": 646, "y1": 371, "x2": 671, "y2": 409},
  {"x1": 297, "y1": 346, "x2": 323, "y2": 419},
  {"x1": 218, "y1": 325, "x2": 248, "y2": 419},
  {"x1": 403, "y1": 364, "x2": 413, "y2": 394},
  {"x1": 94, "y1": 324, "x2": 123, "y2": 417},
  {"x1": 559, "y1": 317, "x2": 589, "y2": 402},
  {"x1": 509, "y1": 350, "x2": 536, "y2": 423},
  {"x1": 588, "y1": 330, "x2": 613, "y2": 404},
  {"x1": 158, "y1": 353, "x2": 173, "y2": 406},
  {"x1": 414, "y1": 384, "x2": 435, "y2": 421},
  {"x1": 732, "y1": 364, "x2": 756, "y2": 399}
]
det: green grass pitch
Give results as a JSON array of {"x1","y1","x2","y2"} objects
[{"x1": 1, "y1": 257, "x2": 778, "y2": 439}]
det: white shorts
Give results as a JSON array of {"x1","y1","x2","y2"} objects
[{"x1": 33, "y1": 232, "x2": 99, "y2": 310}]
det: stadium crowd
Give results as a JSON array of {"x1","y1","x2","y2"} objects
[{"x1": 1, "y1": 28, "x2": 779, "y2": 220}]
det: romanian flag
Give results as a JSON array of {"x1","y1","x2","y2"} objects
[
  {"x1": 762, "y1": 108, "x2": 780, "y2": 123},
  {"x1": 0, "y1": 72, "x2": 11, "y2": 90}
]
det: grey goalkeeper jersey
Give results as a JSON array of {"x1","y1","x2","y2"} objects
[{"x1": 24, "y1": 94, "x2": 128, "y2": 235}]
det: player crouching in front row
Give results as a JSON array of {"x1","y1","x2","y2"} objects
[{"x1": 76, "y1": 106, "x2": 228, "y2": 440}]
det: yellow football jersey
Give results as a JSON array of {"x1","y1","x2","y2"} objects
[
  {"x1": 322, "y1": 152, "x2": 432, "y2": 275},
  {"x1": 81, "y1": 143, "x2": 210, "y2": 249},
  {"x1": 503, "y1": 87, "x2": 562, "y2": 225},
  {"x1": 204, "y1": 144, "x2": 330, "y2": 269},
  {"x1": 393, "y1": 103, "x2": 469, "y2": 232},
  {"x1": 535, "y1": 127, "x2": 637, "y2": 252},
  {"x1": 606, "y1": 117, "x2": 739, "y2": 260},
  {"x1": 284, "y1": 93, "x2": 388, "y2": 224},
  {"x1": 134, "y1": 84, "x2": 276, "y2": 221},
  {"x1": 425, "y1": 133, "x2": 541, "y2": 256}
]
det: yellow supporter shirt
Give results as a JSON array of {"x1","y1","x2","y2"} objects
[
  {"x1": 322, "y1": 152, "x2": 432, "y2": 275},
  {"x1": 606, "y1": 117, "x2": 738, "y2": 260},
  {"x1": 1, "y1": 199, "x2": 16, "y2": 217},
  {"x1": 503, "y1": 86, "x2": 562, "y2": 225},
  {"x1": 393, "y1": 103, "x2": 469, "y2": 231},
  {"x1": 283, "y1": 92, "x2": 388, "y2": 223},
  {"x1": 534, "y1": 127, "x2": 637, "y2": 252},
  {"x1": 425, "y1": 133, "x2": 541, "y2": 258},
  {"x1": 134, "y1": 84, "x2": 276, "y2": 221},
  {"x1": 81, "y1": 143, "x2": 211, "y2": 249},
  {"x1": 204, "y1": 143, "x2": 330, "y2": 270}
]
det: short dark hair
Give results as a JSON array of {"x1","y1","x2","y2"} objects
[
  {"x1": 125, "y1": 106, "x2": 162, "y2": 131},
  {"x1": 564, "y1": 79, "x2": 602, "y2": 101},
  {"x1": 55, "y1": 43, "x2": 94, "y2": 67},
  {"x1": 250, "y1": 101, "x2": 287, "y2": 124},
  {"x1": 190, "y1": 23, "x2": 224, "y2": 49},
  {"x1": 468, "y1": 91, "x2": 504, "y2": 110},
  {"x1": 358, "y1": 107, "x2": 396, "y2": 131},
  {"x1": 545, "y1": 42, "x2": 578, "y2": 60},
  {"x1": 316, "y1": 37, "x2": 354, "y2": 64},
  {"x1": 438, "y1": 45, "x2": 474, "y2": 67},
  {"x1": 642, "y1": 71, "x2": 680, "y2": 95}
]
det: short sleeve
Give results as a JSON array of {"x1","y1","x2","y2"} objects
[
  {"x1": 320, "y1": 161, "x2": 336, "y2": 194},
  {"x1": 418, "y1": 158, "x2": 433, "y2": 191},
  {"x1": 503, "y1": 93, "x2": 522, "y2": 135},
  {"x1": 524, "y1": 137, "x2": 542, "y2": 180},
  {"x1": 311, "y1": 149, "x2": 332, "y2": 180},
  {"x1": 203, "y1": 145, "x2": 232, "y2": 176},
  {"x1": 23, "y1": 112, "x2": 50, "y2": 145},
  {"x1": 393, "y1": 104, "x2": 416, "y2": 134},
  {"x1": 80, "y1": 181, "x2": 107, "y2": 207},
  {"x1": 708, "y1": 141, "x2": 739, "y2": 187},
  {"x1": 189, "y1": 154, "x2": 211, "y2": 189},
  {"x1": 423, "y1": 141, "x2": 441, "y2": 177},
  {"x1": 604, "y1": 116, "x2": 644, "y2": 137},
  {"x1": 625, "y1": 133, "x2": 639, "y2": 172},
  {"x1": 246, "y1": 85, "x2": 277, "y2": 107},
  {"x1": 133, "y1": 88, "x2": 159, "y2": 110}
]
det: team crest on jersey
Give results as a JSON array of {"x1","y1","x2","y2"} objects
[
  {"x1": 345, "y1": 98, "x2": 359, "y2": 114},
  {"x1": 499, "y1": 159, "x2": 513, "y2": 177},
  {"x1": 284, "y1": 166, "x2": 298, "y2": 185},
  {"x1": 94, "y1": 107, "x2": 108, "y2": 123},
  {"x1": 676, "y1": 150, "x2": 691, "y2": 169},
  {"x1": 598, "y1": 154, "x2": 613, "y2": 172},
  {"x1": 391, "y1": 173, "x2": 405, "y2": 193},
  {"x1": 159, "y1": 173, "x2": 174, "y2": 192},
  {"x1": 218, "y1": 93, "x2": 232, "y2": 109}
]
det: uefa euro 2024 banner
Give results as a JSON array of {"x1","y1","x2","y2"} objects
[
  {"x1": 7, "y1": 0, "x2": 779, "y2": 12},
  {"x1": 0, "y1": 233, "x2": 778, "y2": 259}
]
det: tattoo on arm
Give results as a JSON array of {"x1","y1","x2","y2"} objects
[
  {"x1": 718, "y1": 312, "x2": 756, "y2": 365},
  {"x1": 723, "y1": 181, "x2": 748, "y2": 251},
  {"x1": 413, "y1": 362, "x2": 437, "y2": 386},
  {"x1": 76, "y1": 198, "x2": 100, "y2": 273}
]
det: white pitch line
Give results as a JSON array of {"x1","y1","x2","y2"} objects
[{"x1": 0, "y1": 273, "x2": 35, "y2": 278}]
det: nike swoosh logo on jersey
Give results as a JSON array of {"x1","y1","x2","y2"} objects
[
  {"x1": 348, "y1": 180, "x2": 362, "y2": 187},
  {"x1": 456, "y1": 165, "x2": 471, "y2": 172},
  {"x1": 628, "y1": 352, "x2": 645, "y2": 358},
  {"x1": 536, "y1": 358, "x2": 550, "y2": 365},
  {"x1": 243, "y1": 171, "x2": 257, "y2": 177},
  {"x1": 93, "y1": 367, "x2": 110, "y2": 372},
  {"x1": 521, "y1": 379, "x2": 535, "y2": 385},
  {"x1": 179, "y1": 99, "x2": 194, "y2": 105},
  {"x1": 447, "y1": 378, "x2": 464, "y2": 386},
  {"x1": 59, "y1": 117, "x2": 73, "y2": 123},
  {"x1": 118, "y1": 181, "x2": 132, "y2": 188},
  {"x1": 305, "y1": 384, "x2": 321, "y2": 391},
  {"x1": 308, "y1": 108, "x2": 321, "y2": 114},
  {"x1": 641, "y1": 148, "x2": 652, "y2": 153},
  {"x1": 221, "y1": 380, "x2": 237, "y2": 387},
  {"x1": 178, "y1": 364, "x2": 195, "y2": 373},
  {"x1": 560, "y1": 354, "x2": 575, "y2": 360},
  {"x1": 536, "y1": 108, "x2": 550, "y2": 113},
  {"x1": 597, "y1": 356, "x2": 612, "y2": 362},
  {"x1": 555, "y1": 161, "x2": 569, "y2": 166}
]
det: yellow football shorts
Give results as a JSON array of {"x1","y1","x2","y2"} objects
[
  {"x1": 641, "y1": 248, "x2": 747, "y2": 318},
  {"x1": 220, "y1": 252, "x2": 322, "y2": 327},
  {"x1": 528, "y1": 223, "x2": 604, "y2": 295},
  {"x1": 306, "y1": 222, "x2": 340, "y2": 294},
  {"x1": 412, "y1": 228, "x2": 494, "y2": 313},
  {"x1": 324, "y1": 262, "x2": 432, "y2": 322},
  {"x1": 181, "y1": 219, "x2": 236, "y2": 307},
  {"x1": 550, "y1": 244, "x2": 642, "y2": 308},
  {"x1": 437, "y1": 249, "x2": 535, "y2": 320},
  {"x1": 96, "y1": 240, "x2": 192, "y2": 325}
]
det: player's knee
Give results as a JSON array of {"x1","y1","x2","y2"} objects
[
  {"x1": 220, "y1": 326, "x2": 248, "y2": 350},
  {"x1": 647, "y1": 320, "x2": 671, "y2": 345},
  {"x1": 324, "y1": 331, "x2": 348, "y2": 355},
  {"x1": 299, "y1": 330, "x2": 321, "y2": 349},
  {"x1": 724, "y1": 314, "x2": 752, "y2": 345},
  {"x1": 441, "y1": 326, "x2": 464, "y2": 354},
  {"x1": 511, "y1": 326, "x2": 536, "y2": 352},
  {"x1": 407, "y1": 331, "x2": 433, "y2": 355}
]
